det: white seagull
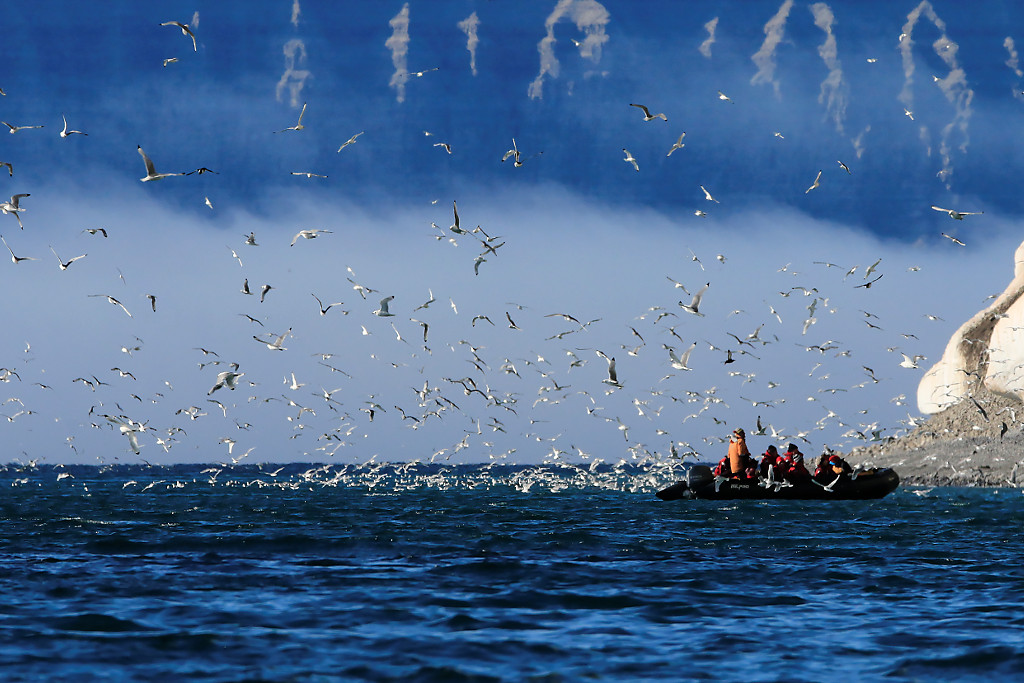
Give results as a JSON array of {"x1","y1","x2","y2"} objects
[
  {"x1": 1, "y1": 235, "x2": 35, "y2": 263},
  {"x1": 596, "y1": 350, "x2": 623, "y2": 389},
  {"x1": 931, "y1": 205, "x2": 983, "y2": 220},
  {"x1": 274, "y1": 102, "x2": 307, "y2": 133},
  {"x1": 59, "y1": 115, "x2": 87, "y2": 138},
  {"x1": 679, "y1": 282, "x2": 710, "y2": 316},
  {"x1": 374, "y1": 296, "x2": 396, "y2": 317},
  {"x1": 622, "y1": 148, "x2": 639, "y2": 172},
  {"x1": 137, "y1": 146, "x2": 184, "y2": 182},
  {"x1": 291, "y1": 229, "x2": 332, "y2": 246},
  {"x1": 49, "y1": 246, "x2": 86, "y2": 271},
  {"x1": 256, "y1": 328, "x2": 291, "y2": 351},
  {"x1": 160, "y1": 21, "x2": 197, "y2": 51},
  {"x1": 629, "y1": 103, "x2": 667, "y2": 121},
  {"x1": 700, "y1": 185, "x2": 720, "y2": 203},
  {"x1": 209, "y1": 371, "x2": 244, "y2": 395},
  {"x1": 667, "y1": 132, "x2": 686, "y2": 156},
  {"x1": 0, "y1": 194, "x2": 30, "y2": 228},
  {"x1": 667, "y1": 342, "x2": 697, "y2": 371},
  {"x1": 337, "y1": 131, "x2": 364, "y2": 152},
  {"x1": 88, "y1": 294, "x2": 132, "y2": 318},
  {"x1": 2, "y1": 121, "x2": 44, "y2": 134},
  {"x1": 805, "y1": 170, "x2": 822, "y2": 193}
]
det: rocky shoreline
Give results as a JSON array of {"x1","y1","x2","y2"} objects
[{"x1": 841, "y1": 389, "x2": 1024, "y2": 487}]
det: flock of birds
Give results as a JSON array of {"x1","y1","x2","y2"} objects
[{"x1": 0, "y1": 10, "x2": 1011, "y2": 479}]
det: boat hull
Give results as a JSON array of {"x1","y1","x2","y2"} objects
[{"x1": 656, "y1": 466, "x2": 900, "y2": 501}]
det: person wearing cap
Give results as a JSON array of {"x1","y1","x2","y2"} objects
[
  {"x1": 779, "y1": 444, "x2": 811, "y2": 482},
  {"x1": 814, "y1": 451, "x2": 853, "y2": 486},
  {"x1": 727, "y1": 428, "x2": 755, "y2": 478}
]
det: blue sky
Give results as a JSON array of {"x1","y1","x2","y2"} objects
[{"x1": 1, "y1": 1, "x2": 1021, "y2": 466}]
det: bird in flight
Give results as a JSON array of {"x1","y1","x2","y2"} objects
[
  {"x1": 88, "y1": 294, "x2": 132, "y2": 317},
  {"x1": 596, "y1": 350, "x2": 623, "y2": 389},
  {"x1": 666, "y1": 132, "x2": 686, "y2": 156},
  {"x1": 291, "y1": 229, "x2": 332, "y2": 246},
  {"x1": 1, "y1": 194, "x2": 30, "y2": 228},
  {"x1": 160, "y1": 20, "x2": 198, "y2": 51},
  {"x1": 2, "y1": 121, "x2": 44, "y2": 134},
  {"x1": 374, "y1": 296, "x2": 396, "y2": 317},
  {"x1": 59, "y1": 115, "x2": 87, "y2": 138},
  {"x1": 337, "y1": 131, "x2": 364, "y2": 152},
  {"x1": 941, "y1": 232, "x2": 966, "y2": 246},
  {"x1": 312, "y1": 293, "x2": 344, "y2": 316},
  {"x1": 805, "y1": 170, "x2": 822, "y2": 193},
  {"x1": 629, "y1": 103, "x2": 667, "y2": 121},
  {"x1": 622, "y1": 148, "x2": 639, "y2": 172},
  {"x1": 700, "y1": 185, "x2": 719, "y2": 203},
  {"x1": 138, "y1": 146, "x2": 184, "y2": 182},
  {"x1": 679, "y1": 282, "x2": 710, "y2": 316},
  {"x1": 403, "y1": 67, "x2": 438, "y2": 78},
  {"x1": 931, "y1": 205, "x2": 983, "y2": 220},
  {"x1": 667, "y1": 342, "x2": 696, "y2": 371},
  {"x1": 837, "y1": 160, "x2": 851, "y2": 174},
  {"x1": 274, "y1": 102, "x2": 307, "y2": 133},
  {"x1": 1, "y1": 235, "x2": 35, "y2": 263},
  {"x1": 49, "y1": 246, "x2": 86, "y2": 271}
]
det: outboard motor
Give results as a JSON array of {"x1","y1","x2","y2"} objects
[
  {"x1": 686, "y1": 465, "x2": 714, "y2": 491},
  {"x1": 656, "y1": 465, "x2": 715, "y2": 501}
]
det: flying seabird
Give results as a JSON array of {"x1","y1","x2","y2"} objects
[
  {"x1": 312, "y1": 293, "x2": 344, "y2": 316},
  {"x1": 667, "y1": 132, "x2": 686, "y2": 156},
  {"x1": 337, "y1": 131, "x2": 364, "y2": 152},
  {"x1": 374, "y1": 296, "x2": 395, "y2": 317},
  {"x1": 88, "y1": 294, "x2": 132, "y2": 317},
  {"x1": 160, "y1": 20, "x2": 197, "y2": 51},
  {"x1": 0, "y1": 194, "x2": 30, "y2": 228},
  {"x1": 274, "y1": 102, "x2": 307, "y2": 133},
  {"x1": 2, "y1": 121, "x2": 43, "y2": 134},
  {"x1": 679, "y1": 282, "x2": 710, "y2": 316},
  {"x1": 596, "y1": 350, "x2": 622, "y2": 389},
  {"x1": 629, "y1": 103, "x2": 667, "y2": 121},
  {"x1": 622, "y1": 148, "x2": 639, "y2": 172},
  {"x1": 59, "y1": 115, "x2": 87, "y2": 138},
  {"x1": 1, "y1": 235, "x2": 35, "y2": 263},
  {"x1": 931, "y1": 205, "x2": 983, "y2": 220},
  {"x1": 805, "y1": 170, "x2": 822, "y2": 193},
  {"x1": 291, "y1": 229, "x2": 332, "y2": 246},
  {"x1": 700, "y1": 185, "x2": 719, "y2": 203},
  {"x1": 137, "y1": 145, "x2": 184, "y2": 182},
  {"x1": 667, "y1": 342, "x2": 696, "y2": 371},
  {"x1": 49, "y1": 246, "x2": 86, "y2": 270}
]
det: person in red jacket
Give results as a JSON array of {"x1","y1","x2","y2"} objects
[
  {"x1": 780, "y1": 443, "x2": 811, "y2": 483},
  {"x1": 759, "y1": 445, "x2": 782, "y2": 480}
]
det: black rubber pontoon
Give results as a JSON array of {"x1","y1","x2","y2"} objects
[{"x1": 656, "y1": 464, "x2": 900, "y2": 501}]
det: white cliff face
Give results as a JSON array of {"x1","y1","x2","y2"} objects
[{"x1": 918, "y1": 240, "x2": 1024, "y2": 413}]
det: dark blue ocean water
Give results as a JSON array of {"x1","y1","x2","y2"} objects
[{"x1": 1, "y1": 462, "x2": 1022, "y2": 682}]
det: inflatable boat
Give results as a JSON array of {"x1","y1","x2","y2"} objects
[{"x1": 656, "y1": 464, "x2": 900, "y2": 501}]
